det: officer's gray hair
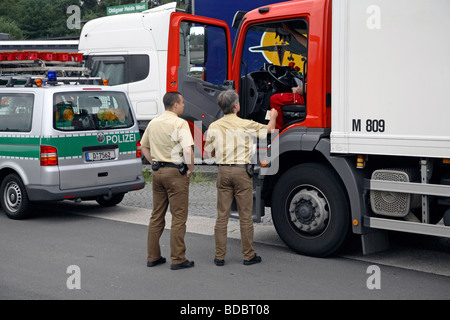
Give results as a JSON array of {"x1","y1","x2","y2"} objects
[{"x1": 217, "y1": 89, "x2": 239, "y2": 115}]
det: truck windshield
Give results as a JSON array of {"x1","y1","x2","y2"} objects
[
  {"x1": 240, "y1": 20, "x2": 308, "y2": 77},
  {"x1": 53, "y1": 91, "x2": 134, "y2": 131}
]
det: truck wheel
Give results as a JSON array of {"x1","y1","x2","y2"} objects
[
  {"x1": 271, "y1": 163, "x2": 350, "y2": 257},
  {"x1": 1, "y1": 173, "x2": 31, "y2": 220},
  {"x1": 96, "y1": 193, "x2": 125, "y2": 207}
]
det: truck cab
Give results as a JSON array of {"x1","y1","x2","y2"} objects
[
  {"x1": 79, "y1": 1, "x2": 322, "y2": 155},
  {"x1": 165, "y1": 0, "x2": 331, "y2": 156}
]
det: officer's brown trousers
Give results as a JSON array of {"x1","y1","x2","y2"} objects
[
  {"x1": 215, "y1": 166, "x2": 255, "y2": 261},
  {"x1": 147, "y1": 167, "x2": 190, "y2": 265}
]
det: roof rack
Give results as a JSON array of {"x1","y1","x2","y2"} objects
[
  {"x1": 0, "y1": 75, "x2": 103, "y2": 87},
  {"x1": 0, "y1": 51, "x2": 107, "y2": 87},
  {"x1": 0, "y1": 60, "x2": 88, "y2": 74},
  {"x1": 0, "y1": 51, "x2": 87, "y2": 76}
]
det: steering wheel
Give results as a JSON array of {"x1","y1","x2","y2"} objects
[{"x1": 267, "y1": 64, "x2": 297, "y2": 89}]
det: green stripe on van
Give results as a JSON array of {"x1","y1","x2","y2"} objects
[
  {"x1": 0, "y1": 131, "x2": 139, "y2": 160},
  {"x1": 0, "y1": 136, "x2": 40, "y2": 159},
  {"x1": 41, "y1": 131, "x2": 140, "y2": 158}
]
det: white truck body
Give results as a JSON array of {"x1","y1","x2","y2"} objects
[
  {"x1": 331, "y1": 0, "x2": 450, "y2": 158},
  {"x1": 78, "y1": 3, "x2": 176, "y2": 124}
]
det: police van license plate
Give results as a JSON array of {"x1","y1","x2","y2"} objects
[{"x1": 85, "y1": 150, "x2": 115, "y2": 161}]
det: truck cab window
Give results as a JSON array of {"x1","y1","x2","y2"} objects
[
  {"x1": 238, "y1": 20, "x2": 308, "y2": 127},
  {"x1": 87, "y1": 55, "x2": 150, "y2": 86},
  {"x1": 179, "y1": 21, "x2": 228, "y2": 86}
]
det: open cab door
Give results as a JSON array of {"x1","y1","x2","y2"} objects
[{"x1": 167, "y1": 13, "x2": 232, "y2": 159}]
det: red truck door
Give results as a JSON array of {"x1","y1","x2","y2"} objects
[{"x1": 167, "y1": 13, "x2": 232, "y2": 156}]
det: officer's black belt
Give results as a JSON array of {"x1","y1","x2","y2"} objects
[
  {"x1": 160, "y1": 162, "x2": 182, "y2": 169},
  {"x1": 218, "y1": 164, "x2": 246, "y2": 168}
]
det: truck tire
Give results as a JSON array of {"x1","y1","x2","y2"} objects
[
  {"x1": 271, "y1": 163, "x2": 350, "y2": 257},
  {"x1": 1, "y1": 173, "x2": 31, "y2": 220}
]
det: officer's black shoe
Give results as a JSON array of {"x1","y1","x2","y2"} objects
[
  {"x1": 243, "y1": 254, "x2": 262, "y2": 266},
  {"x1": 214, "y1": 258, "x2": 225, "y2": 266},
  {"x1": 147, "y1": 256, "x2": 166, "y2": 267},
  {"x1": 171, "y1": 259, "x2": 195, "y2": 270}
]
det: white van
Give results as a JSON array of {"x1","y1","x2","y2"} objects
[{"x1": 0, "y1": 76, "x2": 145, "y2": 219}]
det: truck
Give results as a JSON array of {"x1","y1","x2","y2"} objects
[
  {"x1": 224, "y1": 0, "x2": 450, "y2": 256},
  {"x1": 78, "y1": 0, "x2": 273, "y2": 139},
  {"x1": 83, "y1": 0, "x2": 450, "y2": 257}
]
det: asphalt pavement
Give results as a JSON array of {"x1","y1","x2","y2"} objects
[
  {"x1": 1, "y1": 206, "x2": 449, "y2": 301},
  {"x1": 119, "y1": 164, "x2": 450, "y2": 279},
  {"x1": 1, "y1": 164, "x2": 449, "y2": 302}
]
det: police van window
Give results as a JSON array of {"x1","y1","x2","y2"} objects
[
  {"x1": 179, "y1": 21, "x2": 228, "y2": 86},
  {"x1": 87, "y1": 55, "x2": 150, "y2": 86},
  {"x1": 0, "y1": 93, "x2": 34, "y2": 132},
  {"x1": 53, "y1": 91, "x2": 134, "y2": 131}
]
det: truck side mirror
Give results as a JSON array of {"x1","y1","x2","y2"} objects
[
  {"x1": 189, "y1": 66, "x2": 206, "y2": 81},
  {"x1": 189, "y1": 26, "x2": 205, "y2": 65}
]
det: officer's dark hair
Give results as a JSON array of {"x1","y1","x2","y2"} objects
[
  {"x1": 163, "y1": 91, "x2": 182, "y2": 110},
  {"x1": 217, "y1": 89, "x2": 239, "y2": 114}
]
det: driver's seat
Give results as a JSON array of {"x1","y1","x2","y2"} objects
[
  {"x1": 270, "y1": 92, "x2": 306, "y2": 130},
  {"x1": 281, "y1": 104, "x2": 306, "y2": 127}
]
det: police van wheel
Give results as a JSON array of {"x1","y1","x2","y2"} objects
[
  {"x1": 96, "y1": 193, "x2": 125, "y2": 207},
  {"x1": 271, "y1": 163, "x2": 350, "y2": 257},
  {"x1": 1, "y1": 173, "x2": 31, "y2": 220}
]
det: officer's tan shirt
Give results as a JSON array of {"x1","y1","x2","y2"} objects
[
  {"x1": 204, "y1": 113, "x2": 268, "y2": 164},
  {"x1": 141, "y1": 110, "x2": 194, "y2": 164}
]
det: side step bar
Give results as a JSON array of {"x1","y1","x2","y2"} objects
[{"x1": 364, "y1": 216, "x2": 450, "y2": 238}]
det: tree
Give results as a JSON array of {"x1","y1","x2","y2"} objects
[
  {"x1": 0, "y1": 17, "x2": 25, "y2": 40},
  {"x1": 11, "y1": 0, "x2": 81, "y2": 39},
  {"x1": 0, "y1": 0, "x2": 186, "y2": 40}
]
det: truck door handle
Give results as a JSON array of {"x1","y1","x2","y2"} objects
[{"x1": 203, "y1": 87, "x2": 216, "y2": 96}]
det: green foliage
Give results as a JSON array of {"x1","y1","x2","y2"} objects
[
  {"x1": 0, "y1": 16, "x2": 24, "y2": 40},
  {"x1": 0, "y1": 0, "x2": 186, "y2": 40}
]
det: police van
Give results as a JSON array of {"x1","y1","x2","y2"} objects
[{"x1": 0, "y1": 71, "x2": 145, "y2": 219}]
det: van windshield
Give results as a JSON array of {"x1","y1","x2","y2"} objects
[{"x1": 53, "y1": 91, "x2": 134, "y2": 131}]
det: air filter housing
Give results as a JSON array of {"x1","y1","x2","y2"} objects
[{"x1": 370, "y1": 169, "x2": 420, "y2": 217}]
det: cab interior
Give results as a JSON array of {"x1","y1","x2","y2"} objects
[{"x1": 237, "y1": 19, "x2": 308, "y2": 129}]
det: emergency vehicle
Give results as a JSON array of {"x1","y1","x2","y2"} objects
[{"x1": 0, "y1": 56, "x2": 145, "y2": 219}]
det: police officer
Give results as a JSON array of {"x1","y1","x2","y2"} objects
[
  {"x1": 204, "y1": 89, "x2": 278, "y2": 266},
  {"x1": 141, "y1": 91, "x2": 195, "y2": 270}
]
